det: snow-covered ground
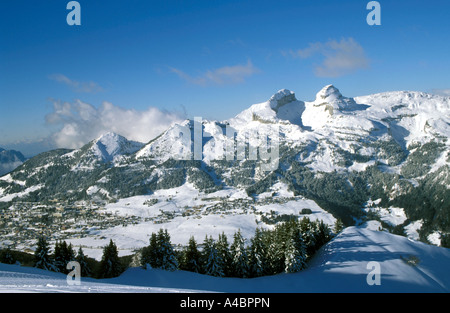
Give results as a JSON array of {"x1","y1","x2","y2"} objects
[
  {"x1": 1, "y1": 225, "x2": 449, "y2": 293},
  {"x1": 62, "y1": 182, "x2": 335, "y2": 260}
]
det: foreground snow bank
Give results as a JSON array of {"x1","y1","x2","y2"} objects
[
  {"x1": 1, "y1": 226, "x2": 449, "y2": 292},
  {"x1": 111, "y1": 226, "x2": 450, "y2": 293}
]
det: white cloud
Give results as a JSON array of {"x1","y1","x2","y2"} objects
[
  {"x1": 49, "y1": 74, "x2": 103, "y2": 93},
  {"x1": 46, "y1": 99, "x2": 185, "y2": 149},
  {"x1": 170, "y1": 60, "x2": 260, "y2": 86},
  {"x1": 288, "y1": 38, "x2": 370, "y2": 77}
]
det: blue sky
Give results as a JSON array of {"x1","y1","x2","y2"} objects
[{"x1": 1, "y1": 0, "x2": 449, "y2": 155}]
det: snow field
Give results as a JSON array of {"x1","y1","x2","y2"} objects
[{"x1": 64, "y1": 181, "x2": 335, "y2": 260}]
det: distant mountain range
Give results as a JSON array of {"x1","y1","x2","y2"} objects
[
  {"x1": 0, "y1": 148, "x2": 26, "y2": 176},
  {"x1": 0, "y1": 85, "x2": 449, "y2": 246}
]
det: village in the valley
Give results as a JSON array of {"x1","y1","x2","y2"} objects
[{"x1": 0, "y1": 194, "x2": 312, "y2": 252}]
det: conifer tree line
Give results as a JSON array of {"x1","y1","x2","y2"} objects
[
  {"x1": 1, "y1": 217, "x2": 340, "y2": 279},
  {"x1": 140, "y1": 217, "x2": 334, "y2": 278},
  {"x1": 26, "y1": 237, "x2": 122, "y2": 278}
]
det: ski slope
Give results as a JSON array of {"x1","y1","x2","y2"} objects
[{"x1": 1, "y1": 224, "x2": 449, "y2": 293}]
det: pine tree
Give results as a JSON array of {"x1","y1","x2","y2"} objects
[
  {"x1": 157, "y1": 229, "x2": 178, "y2": 271},
  {"x1": 284, "y1": 228, "x2": 307, "y2": 273},
  {"x1": 230, "y1": 229, "x2": 249, "y2": 278},
  {"x1": 53, "y1": 241, "x2": 64, "y2": 272},
  {"x1": 248, "y1": 228, "x2": 268, "y2": 277},
  {"x1": 34, "y1": 237, "x2": 56, "y2": 271},
  {"x1": 66, "y1": 243, "x2": 76, "y2": 263},
  {"x1": 0, "y1": 247, "x2": 15, "y2": 264},
  {"x1": 76, "y1": 247, "x2": 91, "y2": 277},
  {"x1": 265, "y1": 225, "x2": 286, "y2": 274},
  {"x1": 299, "y1": 217, "x2": 317, "y2": 258},
  {"x1": 141, "y1": 232, "x2": 159, "y2": 269},
  {"x1": 284, "y1": 238, "x2": 305, "y2": 273},
  {"x1": 202, "y1": 236, "x2": 224, "y2": 277},
  {"x1": 180, "y1": 236, "x2": 201, "y2": 273},
  {"x1": 334, "y1": 218, "x2": 345, "y2": 234},
  {"x1": 98, "y1": 239, "x2": 123, "y2": 278},
  {"x1": 54, "y1": 241, "x2": 76, "y2": 273},
  {"x1": 441, "y1": 234, "x2": 450, "y2": 249},
  {"x1": 216, "y1": 232, "x2": 232, "y2": 277},
  {"x1": 315, "y1": 220, "x2": 333, "y2": 248}
]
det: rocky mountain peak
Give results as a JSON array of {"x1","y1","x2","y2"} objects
[
  {"x1": 315, "y1": 84, "x2": 342, "y2": 102},
  {"x1": 268, "y1": 89, "x2": 297, "y2": 111}
]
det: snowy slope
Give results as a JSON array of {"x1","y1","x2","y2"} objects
[
  {"x1": 88, "y1": 132, "x2": 144, "y2": 162},
  {"x1": 355, "y1": 90, "x2": 450, "y2": 147},
  {"x1": 136, "y1": 120, "x2": 195, "y2": 161},
  {"x1": 110, "y1": 225, "x2": 450, "y2": 293},
  {"x1": 1, "y1": 225, "x2": 449, "y2": 293},
  {"x1": 0, "y1": 262, "x2": 203, "y2": 293}
]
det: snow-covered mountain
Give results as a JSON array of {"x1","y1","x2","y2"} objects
[
  {"x1": 0, "y1": 148, "x2": 26, "y2": 176},
  {"x1": 90, "y1": 132, "x2": 144, "y2": 162},
  {"x1": 69, "y1": 132, "x2": 144, "y2": 165},
  {"x1": 0, "y1": 85, "x2": 449, "y2": 253}
]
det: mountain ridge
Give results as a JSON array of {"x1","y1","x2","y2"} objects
[
  {"x1": 91, "y1": 132, "x2": 144, "y2": 162},
  {"x1": 0, "y1": 85, "x2": 449, "y2": 250}
]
